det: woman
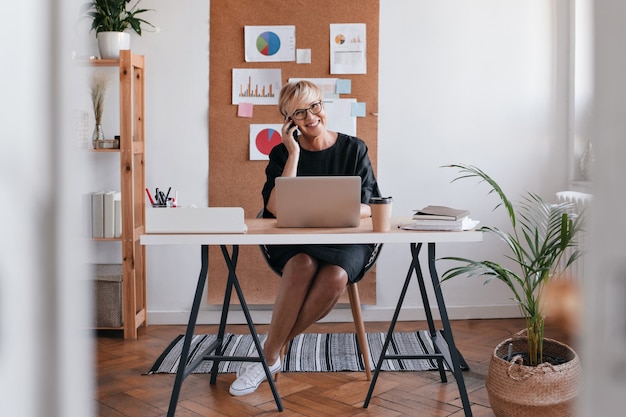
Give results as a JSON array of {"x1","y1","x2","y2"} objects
[{"x1": 230, "y1": 80, "x2": 381, "y2": 396}]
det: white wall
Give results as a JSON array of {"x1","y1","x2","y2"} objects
[
  {"x1": 375, "y1": 0, "x2": 570, "y2": 322},
  {"x1": 79, "y1": 0, "x2": 572, "y2": 324}
]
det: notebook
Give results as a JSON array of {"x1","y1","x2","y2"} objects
[{"x1": 274, "y1": 176, "x2": 361, "y2": 228}]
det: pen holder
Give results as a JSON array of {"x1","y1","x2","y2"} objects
[
  {"x1": 147, "y1": 187, "x2": 177, "y2": 208},
  {"x1": 152, "y1": 201, "x2": 174, "y2": 208}
]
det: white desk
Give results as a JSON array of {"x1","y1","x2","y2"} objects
[{"x1": 141, "y1": 217, "x2": 482, "y2": 416}]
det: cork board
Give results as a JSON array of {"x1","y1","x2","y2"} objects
[{"x1": 208, "y1": 0, "x2": 380, "y2": 305}]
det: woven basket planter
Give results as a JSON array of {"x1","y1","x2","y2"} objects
[{"x1": 486, "y1": 336, "x2": 582, "y2": 417}]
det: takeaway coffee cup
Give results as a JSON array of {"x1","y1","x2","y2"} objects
[{"x1": 369, "y1": 197, "x2": 393, "y2": 232}]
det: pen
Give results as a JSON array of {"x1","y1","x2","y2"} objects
[{"x1": 145, "y1": 188, "x2": 155, "y2": 205}]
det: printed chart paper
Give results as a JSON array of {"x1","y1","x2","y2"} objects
[
  {"x1": 324, "y1": 98, "x2": 357, "y2": 136},
  {"x1": 330, "y1": 23, "x2": 367, "y2": 74},
  {"x1": 250, "y1": 124, "x2": 283, "y2": 160},
  {"x1": 245, "y1": 26, "x2": 296, "y2": 62},
  {"x1": 232, "y1": 68, "x2": 282, "y2": 105},
  {"x1": 288, "y1": 77, "x2": 340, "y2": 99}
]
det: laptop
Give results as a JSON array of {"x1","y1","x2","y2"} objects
[{"x1": 274, "y1": 176, "x2": 361, "y2": 228}]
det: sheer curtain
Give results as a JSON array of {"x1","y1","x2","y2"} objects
[
  {"x1": 579, "y1": 1, "x2": 626, "y2": 416},
  {"x1": 0, "y1": 1, "x2": 94, "y2": 416}
]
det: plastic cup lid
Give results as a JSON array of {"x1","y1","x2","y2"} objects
[{"x1": 369, "y1": 196, "x2": 393, "y2": 204}]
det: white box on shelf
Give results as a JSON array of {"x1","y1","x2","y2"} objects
[{"x1": 145, "y1": 207, "x2": 247, "y2": 234}]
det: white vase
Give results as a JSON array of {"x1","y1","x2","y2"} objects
[{"x1": 97, "y1": 32, "x2": 131, "y2": 59}]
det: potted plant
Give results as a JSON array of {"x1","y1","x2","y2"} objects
[
  {"x1": 82, "y1": 0, "x2": 155, "y2": 59},
  {"x1": 441, "y1": 163, "x2": 585, "y2": 417}
]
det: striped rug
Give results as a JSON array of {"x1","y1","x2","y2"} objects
[{"x1": 147, "y1": 331, "x2": 468, "y2": 374}]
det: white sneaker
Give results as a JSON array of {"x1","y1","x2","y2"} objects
[
  {"x1": 229, "y1": 357, "x2": 281, "y2": 396},
  {"x1": 237, "y1": 339, "x2": 265, "y2": 378}
]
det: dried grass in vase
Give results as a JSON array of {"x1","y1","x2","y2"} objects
[{"x1": 90, "y1": 71, "x2": 110, "y2": 125}]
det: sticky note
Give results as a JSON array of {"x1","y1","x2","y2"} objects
[
  {"x1": 297, "y1": 49, "x2": 312, "y2": 64},
  {"x1": 351, "y1": 102, "x2": 366, "y2": 117},
  {"x1": 336, "y1": 79, "x2": 352, "y2": 94},
  {"x1": 238, "y1": 103, "x2": 254, "y2": 118}
]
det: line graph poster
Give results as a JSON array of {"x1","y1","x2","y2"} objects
[
  {"x1": 232, "y1": 68, "x2": 282, "y2": 105},
  {"x1": 245, "y1": 26, "x2": 296, "y2": 62}
]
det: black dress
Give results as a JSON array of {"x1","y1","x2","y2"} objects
[{"x1": 261, "y1": 133, "x2": 381, "y2": 282}]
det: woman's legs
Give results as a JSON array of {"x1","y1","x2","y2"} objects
[
  {"x1": 263, "y1": 253, "x2": 319, "y2": 364},
  {"x1": 284, "y1": 263, "x2": 348, "y2": 339},
  {"x1": 231, "y1": 253, "x2": 350, "y2": 396},
  {"x1": 264, "y1": 257, "x2": 349, "y2": 364}
]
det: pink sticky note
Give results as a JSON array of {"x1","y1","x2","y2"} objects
[{"x1": 238, "y1": 103, "x2": 254, "y2": 118}]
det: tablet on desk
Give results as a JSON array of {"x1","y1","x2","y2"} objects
[{"x1": 275, "y1": 176, "x2": 361, "y2": 228}]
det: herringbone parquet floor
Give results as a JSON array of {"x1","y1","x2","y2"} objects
[{"x1": 96, "y1": 318, "x2": 572, "y2": 416}]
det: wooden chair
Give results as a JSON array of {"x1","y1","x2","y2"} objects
[{"x1": 258, "y1": 211, "x2": 382, "y2": 380}]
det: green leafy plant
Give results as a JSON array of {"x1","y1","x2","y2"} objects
[
  {"x1": 82, "y1": 0, "x2": 154, "y2": 35},
  {"x1": 441, "y1": 164, "x2": 584, "y2": 366}
]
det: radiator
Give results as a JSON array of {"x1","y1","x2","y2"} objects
[{"x1": 555, "y1": 191, "x2": 592, "y2": 281}]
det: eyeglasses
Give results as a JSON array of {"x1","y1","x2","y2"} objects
[{"x1": 290, "y1": 101, "x2": 323, "y2": 120}]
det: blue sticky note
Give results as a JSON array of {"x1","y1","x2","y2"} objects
[
  {"x1": 336, "y1": 79, "x2": 352, "y2": 94},
  {"x1": 351, "y1": 102, "x2": 366, "y2": 117}
]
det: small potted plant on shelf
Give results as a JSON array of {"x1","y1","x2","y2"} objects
[
  {"x1": 441, "y1": 163, "x2": 585, "y2": 417},
  {"x1": 82, "y1": 0, "x2": 155, "y2": 59}
]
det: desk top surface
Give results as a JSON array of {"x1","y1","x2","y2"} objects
[{"x1": 140, "y1": 217, "x2": 482, "y2": 246}]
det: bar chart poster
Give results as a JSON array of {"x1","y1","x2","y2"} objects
[
  {"x1": 232, "y1": 68, "x2": 282, "y2": 105},
  {"x1": 244, "y1": 26, "x2": 296, "y2": 62},
  {"x1": 249, "y1": 124, "x2": 283, "y2": 160}
]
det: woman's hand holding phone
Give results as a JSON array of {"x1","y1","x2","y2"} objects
[
  {"x1": 283, "y1": 118, "x2": 300, "y2": 154},
  {"x1": 290, "y1": 123, "x2": 299, "y2": 141},
  {"x1": 279, "y1": 118, "x2": 300, "y2": 178}
]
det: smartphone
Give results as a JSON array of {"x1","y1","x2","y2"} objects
[{"x1": 288, "y1": 120, "x2": 299, "y2": 141}]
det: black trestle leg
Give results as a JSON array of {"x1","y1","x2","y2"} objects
[{"x1": 363, "y1": 243, "x2": 473, "y2": 417}]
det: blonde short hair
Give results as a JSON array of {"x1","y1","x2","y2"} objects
[{"x1": 278, "y1": 81, "x2": 323, "y2": 119}]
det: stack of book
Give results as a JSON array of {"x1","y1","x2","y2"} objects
[
  {"x1": 401, "y1": 205, "x2": 478, "y2": 231},
  {"x1": 91, "y1": 190, "x2": 122, "y2": 238}
]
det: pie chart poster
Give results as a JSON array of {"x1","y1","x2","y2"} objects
[
  {"x1": 244, "y1": 26, "x2": 296, "y2": 62},
  {"x1": 250, "y1": 124, "x2": 284, "y2": 160}
]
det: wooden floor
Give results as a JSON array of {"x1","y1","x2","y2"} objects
[{"x1": 96, "y1": 318, "x2": 572, "y2": 417}]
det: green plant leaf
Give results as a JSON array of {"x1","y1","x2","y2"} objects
[
  {"x1": 82, "y1": 0, "x2": 154, "y2": 35},
  {"x1": 444, "y1": 164, "x2": 516, "y2": 228},
  {"x1": 441, "y1": 164, "x2": 585, "y2": 366}
]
